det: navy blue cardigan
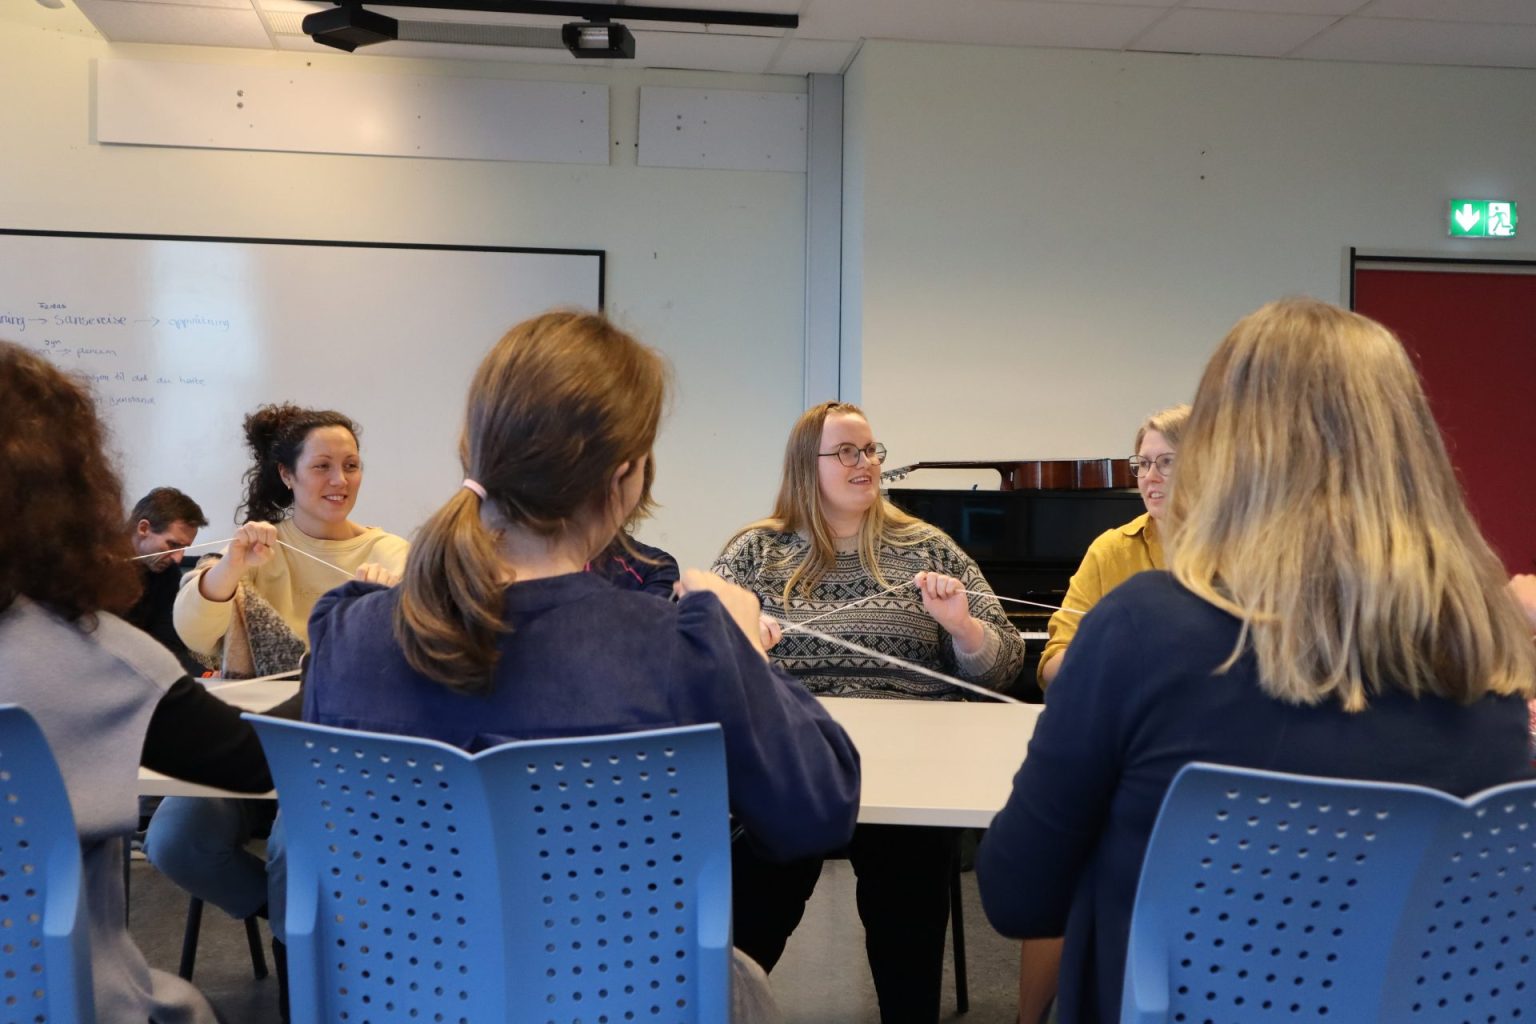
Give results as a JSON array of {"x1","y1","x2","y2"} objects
[
  {"x1": 976, "y1": 572, "x2": 1531, "y2": 1024},
  {"x1": 305, "y1": 575, "x2": 860, "y2": 862}
]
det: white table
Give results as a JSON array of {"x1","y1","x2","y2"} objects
[
  {"x1": 140, "y1": 679, "x2": 1041, "y2": 826},
  {"x1": 817, "y1": 697, "x2": 1039, "y2": 828}
]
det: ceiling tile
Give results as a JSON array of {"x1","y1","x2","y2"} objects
[
  {"x1": 76, "y1": 0, "x2": 272, "y2": 46},
  {"x1": 1132, "y1": 9, "x2": 1338, "y2": 56},
  {"x1": 114, "y1": 0, "x2": 252, "y2": 10},
  {"x1": 629, "y1": 29, "x2": 781, "y2": 74},
  {"x1": 801, "y1": 0, "x2": 1167, "y2": 51},
  {"x1": 1185, "y1": 0, "x2": 1365, "y2": 14},
  {"x1": 272, "y1": 32, "x2": 576, "y2": 63},
  {"x1": 770, "y1": 37, "x2": 860, "y2": 75},
  {"x1": 1295, "y1": 16, "x2": 1536, "y2": 66},
  {"x1": 1359, "y1": 0, "x2": 1536, "y2": 25}
]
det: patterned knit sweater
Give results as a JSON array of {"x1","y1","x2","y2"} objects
[{"x1": 712, "y1": 527, "x2": 1026, "y2": 700}]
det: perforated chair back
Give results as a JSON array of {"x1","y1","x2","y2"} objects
[
  {"x1": 1121, "y1": 762, "x2": 1536, "y2": 1024},
  {"x1": 0, "y1": 704, "x2": 94, "y2": 1024},
  {"x1": 249, "y1": 716, "x2": 732, "y2": 1024}
]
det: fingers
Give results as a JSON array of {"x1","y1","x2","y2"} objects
[
  {"x1": 758, "y1": 615, "x2": 783, "y2": 652},
  {"x1": 232, "y1": 521, "x2": 278, "y2": 567},
  {"x1": 675, "y1": 568, "x2": 719, "y2": 598},
  {"x1": 354, "y1": 562, "x2": 402, "y2": 587},
  {"x1": 914, "y1": 571, "x2": 963, "y2": 602}
]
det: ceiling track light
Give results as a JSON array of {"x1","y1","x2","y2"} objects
[
  {"x1": 303, "y1": 1, "x2": 797, "y2": 56},
  {"x1": 561, "y1": 20, "x2": 635, "y2": 59}
]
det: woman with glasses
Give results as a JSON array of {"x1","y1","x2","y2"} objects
[
  {"x1": 1024, "y1": 405, "x2": 1185, "y2": 1022},
  {"x1": 976, "y1": 299, "x2": 1535, "y2": 1024},
  {"x1": 712, "y1": 400, "x2": 1025, "y2": 1024},
  {"x1": 1036, "y1": 404, "x2": 1190, "y2": 690}
]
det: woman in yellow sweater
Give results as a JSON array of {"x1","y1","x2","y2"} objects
[
  {"x1": 174, "y1": 403, "x2": 409, "y2": 668},
  {"x1": 1018, "y1": 403, "x2": 1187, "y2": 1024},
  {"x1": 153, "y1": 403, "x2": 408, "y2": 981},
  {"x1": 1036, "y1": 403, "x2": 1189, "y2": 688}
]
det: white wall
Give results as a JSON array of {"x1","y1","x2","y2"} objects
[
  {"x1": 0, "y1": 18, "x2": 807, "y2": 569},
  {"x1": 845, "y1": 41, "x2": 1536, "y2": 483}
]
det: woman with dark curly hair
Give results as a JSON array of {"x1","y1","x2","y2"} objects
[
  {"x1": 0, "y1": 340, "x2": 271, "y2": 1024},
  {"x1": 154, "y1": 402, "x2": 408, "y2": 980},
  {"x1": 173, "y1": 402, "x2": 409, "y2": 671}
]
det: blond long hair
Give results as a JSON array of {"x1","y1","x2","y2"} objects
[
  {"x1": 1168, "y1": 298, "x2": 1535, "y2": 710},
  {"x1": 737, "y1": 401, "x2": 931, "y2": 602},
  {"x1": 394, "y1": 312, "x2": 666, "y2": 691}
]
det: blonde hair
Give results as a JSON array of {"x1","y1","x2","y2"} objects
[
  {"x1": 1168, "y1": 298, "x2": 1535, "y2": 711},
  {"x1": 735, "y1": 401, "x2": 931, "y2": 602},
  {"x1": 394, "y1": 312, "x2": 666, "y2": 691},
  {"x1": 1134, "y1": 404, "x2": 1191, "y2": 454}
]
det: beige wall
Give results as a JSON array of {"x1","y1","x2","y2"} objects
[
  {"x1": 0, "y1": 16, "x2": 808, "y2": 567},
  {"x1": 844, "y1": 40, "x2": 1536, "y2": 483}
]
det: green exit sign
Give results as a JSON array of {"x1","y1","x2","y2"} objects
[{"x1": 1449, "y1": 199, "x2": 1517, "y2": 238}]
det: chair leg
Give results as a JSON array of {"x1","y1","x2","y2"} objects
[
  {"x1": 245, "y1": 915, "x2": 270, "y2": 979},
  {"x1": 178, "y1": 897, "x2": 205, "y2": 980},
  {"x1": 951, "y1": 861, "x2": 969, "y2": 1015}
]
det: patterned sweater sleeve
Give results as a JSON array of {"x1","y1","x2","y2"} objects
[
  {"x1": 711, "y1": 529, "x2": 765, "y2": 593},
  {"x1": 933, "y1": 533, "x2": 1026, "y2": 689}
]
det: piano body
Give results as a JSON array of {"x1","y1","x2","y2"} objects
[{"x1": 882, "y1": 459, "x2": 1145, "y2": 702}]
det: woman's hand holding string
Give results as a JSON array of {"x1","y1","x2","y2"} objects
[
  {"x1": 198, "y1": 521, "x2": 278, "y2": 602},
  {"x1": 915, "y1": 570, "x2": 987, "y2": 656},
  {"x1": 675, "y1": 569, "x2": 771, "y2": 659},
  {"x1": 355, "y1": 562, "x2": 402, "y2": 587}
]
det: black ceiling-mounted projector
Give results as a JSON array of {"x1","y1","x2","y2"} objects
[{"x1": 302, "y1": 5, "x2": 399, "y2": 52}]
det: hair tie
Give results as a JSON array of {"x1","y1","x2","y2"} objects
[{"x1": 462, "y1": 478, "x2": 487, "y2": 500}]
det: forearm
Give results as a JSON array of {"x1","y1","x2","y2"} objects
[
  {"x1": 141, "y1": 677, "x2": 273, "y2": 792},
  {"x1": 173, "y1": 567, "x2": 237, "y2": 654}
]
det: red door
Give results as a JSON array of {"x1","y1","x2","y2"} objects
[{"x1": 1353, "y1": 260, "x2": 1536, "y2": 575}]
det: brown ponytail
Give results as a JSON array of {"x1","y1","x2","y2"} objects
[{"x1": 393, "y1": 311, "x2": 667, "y2": 691}]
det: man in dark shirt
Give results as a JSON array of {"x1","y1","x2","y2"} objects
[{"x1": 124, "y1": 486, "x2": 209, "y2": 677}]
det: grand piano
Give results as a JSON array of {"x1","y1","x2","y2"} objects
[{"x1": 882, "y1": 459, "x2": 1145, "y2": 702}]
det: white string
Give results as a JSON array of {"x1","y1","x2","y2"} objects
[
  {"x1": 130, "y1": 536, "x2": 235, "y2": 561},
  {"x1": 789, "y1": 577, "x2": 1086, "y2": 623},
  {"x1": 130, "y1": 535, "x2": 353, "y2": 579},
  {"x1": 791, "y1": 579, "x2": 918, "y2": 629},
  {"x1": 974, "y1": 591, "x2": 1089, "y2": 617},
  {"x1": 275, "y1": 540, "x2": 353, "y2": 579},
  {"x1": 777, "y1": 621, "x2": 1024, "y2": 704}
]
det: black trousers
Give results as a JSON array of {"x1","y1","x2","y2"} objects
[{"x1": 732, "y1": 824, "x2": 955, "y2": 1024}]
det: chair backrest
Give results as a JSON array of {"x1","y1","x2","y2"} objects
[
  {"x1": 1121, "y1": 762, "x2": 1536, "y2": 1024},
  {"x1": 250, "y1": 716, "x2": 732, "y2": 1024},
  {"x1": 0, "y1": 704, "x2": 94, "y2": 1024}
]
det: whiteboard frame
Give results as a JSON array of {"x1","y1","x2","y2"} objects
[{"x1": 0, "y1": 228, "x2": 606, "y2": 310}]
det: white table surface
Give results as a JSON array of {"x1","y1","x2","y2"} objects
[
  {"x1": 817, "y1": 696, "x2": 1040, "y2": 828},
  {"x1": 141, "y1": 679, "x2": 1041, "y2": 827}
]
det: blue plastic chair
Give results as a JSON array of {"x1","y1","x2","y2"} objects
[
  {"x1": 0, "y1": 704, "x2": 94, "y2": 1024},
  {"x1": 1122, "y1": 762, "x2": 1536, "y2": 1024},
  {"x1": 248, "y1": 716, "x2": 732, "y2": 1024}
]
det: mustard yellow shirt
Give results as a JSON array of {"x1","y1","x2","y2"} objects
[
  {"x1": 173, "y1": 517, "x2": 410, "y2": 656},
  {"x1": 1037, "y1": 512, "x2": 1164, "y2": 687}
]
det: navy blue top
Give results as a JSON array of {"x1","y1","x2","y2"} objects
[
  {"x1": 305, "y1": 575, "x2": 861, "y2": 862},
  {"x1": 976, "y1": 572, "x2": 1531, "y2": 1024},
  {"x1": 587, "y1": 535, "x2": 680, "y2": 599}
]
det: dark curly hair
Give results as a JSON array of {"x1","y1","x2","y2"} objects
[
  {"x1": 0, "y1": 340, "x2": 142, "y2": 622},
  {"x1": 237, "y1": 403, "x2": 360, "y2": 524}
]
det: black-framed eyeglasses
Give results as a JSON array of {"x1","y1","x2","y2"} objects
[
  {"x1": 1128, "y1": 453, "x2": 1176, "y2": 478},
  {"x1": 819, "y1": 442, "x2": 888, "y2": 468}
]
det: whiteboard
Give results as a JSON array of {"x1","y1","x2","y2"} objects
[{"x1": 0, "y1": 230, "x2": 603, "y2": 538}]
